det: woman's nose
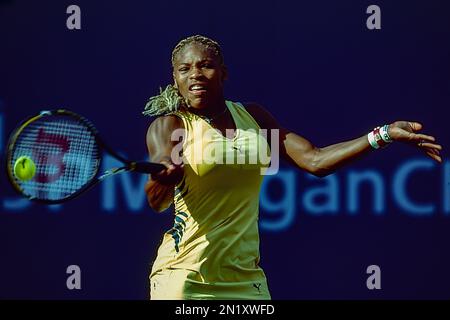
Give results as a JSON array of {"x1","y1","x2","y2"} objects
[{"x1": 189, "y1": 67, "x2": 203, "y2": 79}]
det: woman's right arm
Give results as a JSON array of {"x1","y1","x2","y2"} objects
[{"x1": 145, "y1": 115, "x2": 185, "y2": 212}]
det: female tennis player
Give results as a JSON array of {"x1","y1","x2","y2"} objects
[{"x1": 143, "y1": 35, "x2": 442, "y2": 300}]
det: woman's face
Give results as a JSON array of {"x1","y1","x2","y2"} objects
[{"x1": 173, "y1": 43, "x2": 227, "y2": 110}]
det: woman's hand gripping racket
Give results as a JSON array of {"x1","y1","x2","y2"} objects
[{"x1": 5, "y1": 109, "x2": 166, "y2": 204}]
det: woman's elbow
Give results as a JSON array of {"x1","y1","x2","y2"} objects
[
  {"x1": 147, "y1": 196, "x2": 172, "y2": 213},
  {"x1": 310, "y1": 168, "x2": 332, "y2": 178},
  {"x1": 303, "y1": 149, "x2": 333, "y2": 178},
  {"x1": 148, "y1": 203, "x2": 170, "y2": 213},
  {"x1": 307, "y1": 157, "x2": 333, "y2": 178}
]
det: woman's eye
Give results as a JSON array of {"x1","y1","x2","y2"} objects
[{"x1": 178, "y1": 67, "x2": 189, "y2": 72}]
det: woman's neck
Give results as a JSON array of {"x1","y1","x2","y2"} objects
[{"x1": 189, "y1": 100, "x2": 227, "y2": 118}]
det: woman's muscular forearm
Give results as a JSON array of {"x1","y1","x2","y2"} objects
[
  {"x1": 145, "y1": 116, "x2": 185, "y2": 212},
  {"x1": 301, "y1": 135, "x2": 371, "y2": 177}
]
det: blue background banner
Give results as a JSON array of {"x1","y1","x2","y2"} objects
[{"x1": 1, "y1": 0, "x2": 449, "y2": 299}]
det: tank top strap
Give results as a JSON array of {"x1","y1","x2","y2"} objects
[{"x1": 225, "y1": 100, "x2": 261, "y2": 131}]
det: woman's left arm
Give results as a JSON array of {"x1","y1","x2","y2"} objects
[{"x1": 245, "y1": 103, "x2": 442, "y2": 177}]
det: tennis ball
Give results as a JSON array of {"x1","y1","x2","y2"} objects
[{"x1": 14, "y1": 156, "x2": 36, "y2": 181}]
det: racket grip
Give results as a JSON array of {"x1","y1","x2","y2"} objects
[{"x1": 131, "y1": 161, "x2": 167, "y2": 174}]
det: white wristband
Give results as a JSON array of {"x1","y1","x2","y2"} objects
[
  {"x1": 379, "y1": 125, "x2": 392, "y2": 143},
  {"x1": 368, "y1": 130, "x2": 380, "y2": 149}
]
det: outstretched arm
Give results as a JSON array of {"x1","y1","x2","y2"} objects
[{"x1": 245, "y1": 103, "x2": 442, "y2": 177}]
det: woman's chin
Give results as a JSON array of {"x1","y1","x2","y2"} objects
[{"x1": 187, "y1": 98, "x2": 209, "y2": 110}]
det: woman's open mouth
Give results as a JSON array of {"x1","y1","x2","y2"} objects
[{"x1": 189, "y1": 84, "x2": 208, "y2": 95}]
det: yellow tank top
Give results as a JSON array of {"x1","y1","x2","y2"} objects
[{"x1": 149, "y1": 100, "x2": 271, "y2": 300}]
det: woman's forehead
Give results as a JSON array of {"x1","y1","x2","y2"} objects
[{"x1": 173, "y1": 43, "x2": 218, "y2": 64}]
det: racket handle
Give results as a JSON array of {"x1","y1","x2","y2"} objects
[{"x1": 131, "y1": 161, "x2": 167, "y2": 174}]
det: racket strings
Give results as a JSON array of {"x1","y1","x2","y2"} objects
[{"x1": 10, "y1": 116, "x2": 100, "y2": 201}]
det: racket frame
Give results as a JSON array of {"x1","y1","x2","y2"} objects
[{"x1": 5, "y1": 109, "x2": 163, "y2": 204}]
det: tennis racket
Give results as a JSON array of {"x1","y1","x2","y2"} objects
[{"x1": 5, "y1": 109, "x2": 166, "y2": 204}]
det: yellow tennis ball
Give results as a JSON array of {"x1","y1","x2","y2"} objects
[{"x1": 14, "y1": 156, "x2": 36, "y2": 181}]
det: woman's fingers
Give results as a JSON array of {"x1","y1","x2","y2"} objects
[
  {"x1": 411, "y1": 133, "x2": 436, "y2": 142},
  {"x1": 410, "y1": 132, "x2": 441, "y2": 151},
  {"x1": 425, "y1": 150, "x2": 442, "y2": 163},
  {"x1": 422, "y1": 144, "x2": 442, "y2": 163},
  {"x1": 393, "y1": 122, "x2": 442, "y2": 163},
  {"x1": 426, "y1": 147, "x2": 440, "y2": 156},
  {"x1": 418, "y1": 142, "x2": 442, "y2": 150},
  {"x1": 152, "y1": 162, "x2": 184, "y2": 185}
]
